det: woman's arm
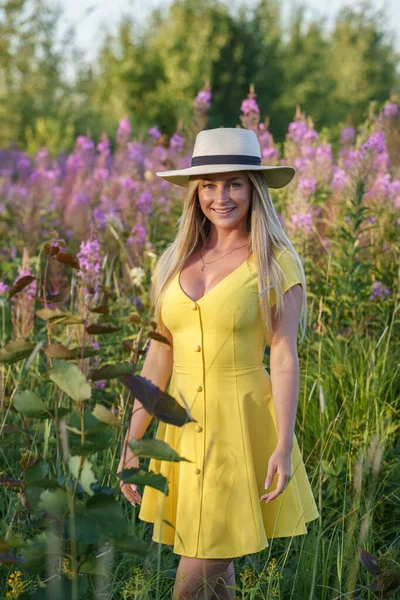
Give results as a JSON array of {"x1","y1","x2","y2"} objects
[{"x1": 269, "y1": 283, "x2": 303, "y2": 453}]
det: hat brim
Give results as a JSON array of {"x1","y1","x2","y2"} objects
[{"x1": 156, "y1": 164, "x2": 295, "y2": 189}]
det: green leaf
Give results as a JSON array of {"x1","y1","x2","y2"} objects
[
  {"x1": 119, "y1": 374, "x2": 195, "y2": 426},
  {"x1": 107, "y1": 534, "x2": 152, "y2": 557},
  {"x1": 68, "y1": 456, "x2": 97, "y2": 496},
  {"x1": 128, "y1": 438, "x2": 192, "y2": 463},
  {"x1": 36, "y1": 308, "x2": 84, "y2": 325},
  {"x1": 89, "y1": 362, "x2": 135, "y2": 381},
  {"x1": 13, "y1": 390, "x2": 46, "y2": 417},
  {"x1": 49, "y1": 360, "x2": 91, "y2": 402},
  {"x1": 0, "y1": 339, "x2": 36, "y2": 365},
  {"x1": 84, "y1": 494, "x2": 126, "y2": 537},
  {"x1": 118, "y1": 467, "x2": 169, "y2": 495},
  {"x1": 92, "y1": 403, "x2": 121, "y2": 427},
  {"x1": 24, "y1": 460, "x2": 49, "y2": 485},
  {"x1": 79, "y1": 556, "x2": 110, "y2": 577},
  {"x1": 38, "y1": 489, "x2": 69, "y2": 518}
]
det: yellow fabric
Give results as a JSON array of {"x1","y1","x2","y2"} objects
[{"x1": 138, "y1": 248, "x2": 319, "y2": 558}]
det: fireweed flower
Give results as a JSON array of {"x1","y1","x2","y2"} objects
[
  {"x1": 340, "y1": 127, "x2": 356, "y2": 145},
  {"x1": 383, "y1": 102, "x2": 398, "y2": 117},
  {"x1": 117, "y1": 117, "x2": 132, "y2": 143},
  {"x1": 76, "y1": 238, "x2": 102, "y2": 296},
  {"x1": 288, "y1": 121, "x2": 309, "y2": 143},
  {"x1": 169, "y1": 133, "x2": 184, "y2": 153},
  {"x1": 361, "y1": 131, "x2": 386, "y2": 154},
  {"x1": 298, "y1": 176, "x2": 316, "y2": 196},
  {"x1": 136, "y1": 192, "x2": 152, "y2": 215},
  {"x1": 148, "y1": 126, "x2": 161, "y2": 139},
  {"x1": 370, "y1": 281, "x2": 390, "y2": 300},
  {"x1": 128, "y1": 223, "x2": 146, "y2": 246},
  {"x1": 241, "y1": 97, "x2": 260, "y2": 115},
  {"x1": 291, "y1": 211, "x2": 313, "y2": 234},
  {"x1": 194, "y1": 90, "x2": 212, "y2": 111},
  {"x1": 331, "y1": 168, "x2": 349, "y2": 191},
  {"x1": 120, "y1": 176, "x2": 138, "y2": 192}
]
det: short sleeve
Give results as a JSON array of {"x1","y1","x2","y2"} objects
[
  {"x1": 269, "y1": 248, "x2": 303, "y2": 306},
  {"x1": 276, "y1": 248, "x2": 303, "y2": 294}
]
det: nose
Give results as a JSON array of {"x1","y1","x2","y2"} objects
[{"x1": 215, "y1": 185, "x2": 231, "y2": 204}]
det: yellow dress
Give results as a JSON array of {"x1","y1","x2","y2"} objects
[{"x1": 138, "y1": 247, "x2": 320, "y2": 558}]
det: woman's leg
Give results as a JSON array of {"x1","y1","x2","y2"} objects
[
  {"x1": 210, "y1": 560, "x2": 236, "y2": 599},
  {"x1": 172, "y1": 556, "x2": 234, "y2": 600}
]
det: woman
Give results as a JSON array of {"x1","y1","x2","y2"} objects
[{"x1": 118, "y1": 127, "x2": 320, "y2": 599}]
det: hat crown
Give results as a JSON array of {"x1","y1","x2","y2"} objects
[{"x1": 193, "y1": 127, "x2": 261, "y2": 159}]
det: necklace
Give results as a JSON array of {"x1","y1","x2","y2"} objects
[{"x1": 199, "y1": 242, "x2": 250, "y2": 271}]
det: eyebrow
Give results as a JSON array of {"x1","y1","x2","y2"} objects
[{"x1": 202, "y1": 176, "x2": 243, "y2": 182}]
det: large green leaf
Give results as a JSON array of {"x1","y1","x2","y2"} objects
[
  {"x1": 118, "y1": 467, "x2": 169, "y2": 495},
  {"x1": 119, "y1": 374, "x2": 195, "y2": 426},
  {"x1": 13, "y1": 390, "x2": 46, "y2": 417},
  {"x1": 67, "y1": 410, "x2": 113, "y2": 456},
  {"x1": 36, "y1": 308, "x2": 84, "y2": 325},
  {"x1": 38, "y1": 489, "x2": 69, "y2": 518},
  {"x1": 92, "y1": 403, "x2": 121, "y2": 427},
  {"x1": 128, "y1": 438, "x2": 192, "y2": 463},
  {"x1": 107, "y1": 534, "x2": 152, "y2": 557},
  {"x1": 89, "y1": 362, "x2": 135, "y2": 381},
  {"x1": 49, "y1": 360, "x2": 91, "y2": 402},
  {"x1": 68, "y1": 456, "x2": 97, "y2": 496},
  {"x1": 84, "y1": 494, "x2": 126, "y2": 537},
  {"x1": 0, "y1": 340, "x2": 36, "y2": 365}
]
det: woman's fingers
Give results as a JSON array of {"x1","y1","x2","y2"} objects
[{"x1": 119, "y1": 481, "x2": 142, "y2": 505}]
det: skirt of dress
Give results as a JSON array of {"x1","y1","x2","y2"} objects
[{"x1": 137, "y1": 368, "x2": 320, "y2": 559}]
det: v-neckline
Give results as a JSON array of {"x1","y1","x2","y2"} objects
[{"x1": 177, "y1": 254, "x2": 253, "y2": 303}]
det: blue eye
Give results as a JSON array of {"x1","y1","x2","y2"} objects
[{"x1": 204, "y1": 183, "x2": 240, "y2": 189}]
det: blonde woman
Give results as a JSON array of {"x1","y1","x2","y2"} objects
[{"x1": 118, "y1": 128, "x2": 319, "y2": 599}]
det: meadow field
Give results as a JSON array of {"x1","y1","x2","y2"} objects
[{"x1": 0, "y1": 87, "x2": 399, "y2": 599}]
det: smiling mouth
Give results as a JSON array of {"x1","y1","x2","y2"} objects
[{"x1": 212, "y1": 207, "x2": 235, "y2": 214}]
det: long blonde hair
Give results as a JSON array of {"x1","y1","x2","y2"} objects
[{"x1": 151, "y1": 171, "x2": 307, "y2": 346}]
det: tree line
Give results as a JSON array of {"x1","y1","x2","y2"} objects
[{"x1": 0, "y1": 0, "x2": 399, "y2": 154}]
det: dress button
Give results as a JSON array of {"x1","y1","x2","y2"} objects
[
  {"x1": 194, "y1": 468, "x2": 201, "y2": 474},
  {"x1": 193, "y1": 344, "x2": 201, "y2": 352},
  {"x1": 195, "y1": 425, "x2": 203, "y2": 433},
  {"x1": 196, "y1": 385, "x2": 203, "y2": 392},
  {"x1": 191, "y1": 302, "x2": 197, "y2": 310}
]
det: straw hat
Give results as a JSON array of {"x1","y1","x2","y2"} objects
[{"x1": 156, "y1": 127, "x2": 295, "y2": 188}]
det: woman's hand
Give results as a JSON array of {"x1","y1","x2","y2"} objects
[
  {"x1": 117, "y1": 452, "x2": 142, "y2": 507},
  {"x1": 260, "y1": 448, "x2": 292, "y2": 503}
]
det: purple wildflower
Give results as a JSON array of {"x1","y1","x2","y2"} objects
[
  {"x1": 331, "y1": 168, "x2": 348, "y2": 191},
  {"x1": 291, "y1": 212, "x2": 313, "y2": 233},
  {"x1": 383, "y1": 102, "x2": 398, "y2": 117},
  {"x1": 194, "y1": 90, "x2": 212, "y2": 110},
  {"x1": 370, "y1": 281, "x2": 390, "y2": 300},
  {"x1": 0, "y1": 282, "x2": 9, "y2": 294},
  {"x1": 76, "y1": 238, "x2": 102, "y2": 294},
  {"x1": 120, "y1": 176, "x2": 138, "y2": 192},
  {"x1": 261, "y1": 147, "x2": 279, "y2": 160},
  {"x1": 136, "y1": 192, "x2": 152, "y2": 215},
  {"x1": 117, "y1": 117, "x2": 132, "y2": 142},
  {"x1": 241, "y1": 97, "x2": 260, "y2": 115},
  {"x1": 288, "y1": 121, "x2": 309, "y2": 143},
  {"x1": 361, "y1": 132, "x2": 386, "y2": 154},
  {"x1": 148, "y1": 126, "x2": 161, "y2": 139},
  {"x1": 340, "y1": 127, "x2": 356, "y2": 145},
  {"x1": 298, "y1": 176, "x2": 316, "y2": 196},
  {"x1": 169, "y1": 133, "x2": 184, "y2": 153}
]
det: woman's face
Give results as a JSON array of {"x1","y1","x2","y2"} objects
[{"x1": 196, "y1": 171, "x2": 252, "y2": 231}]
